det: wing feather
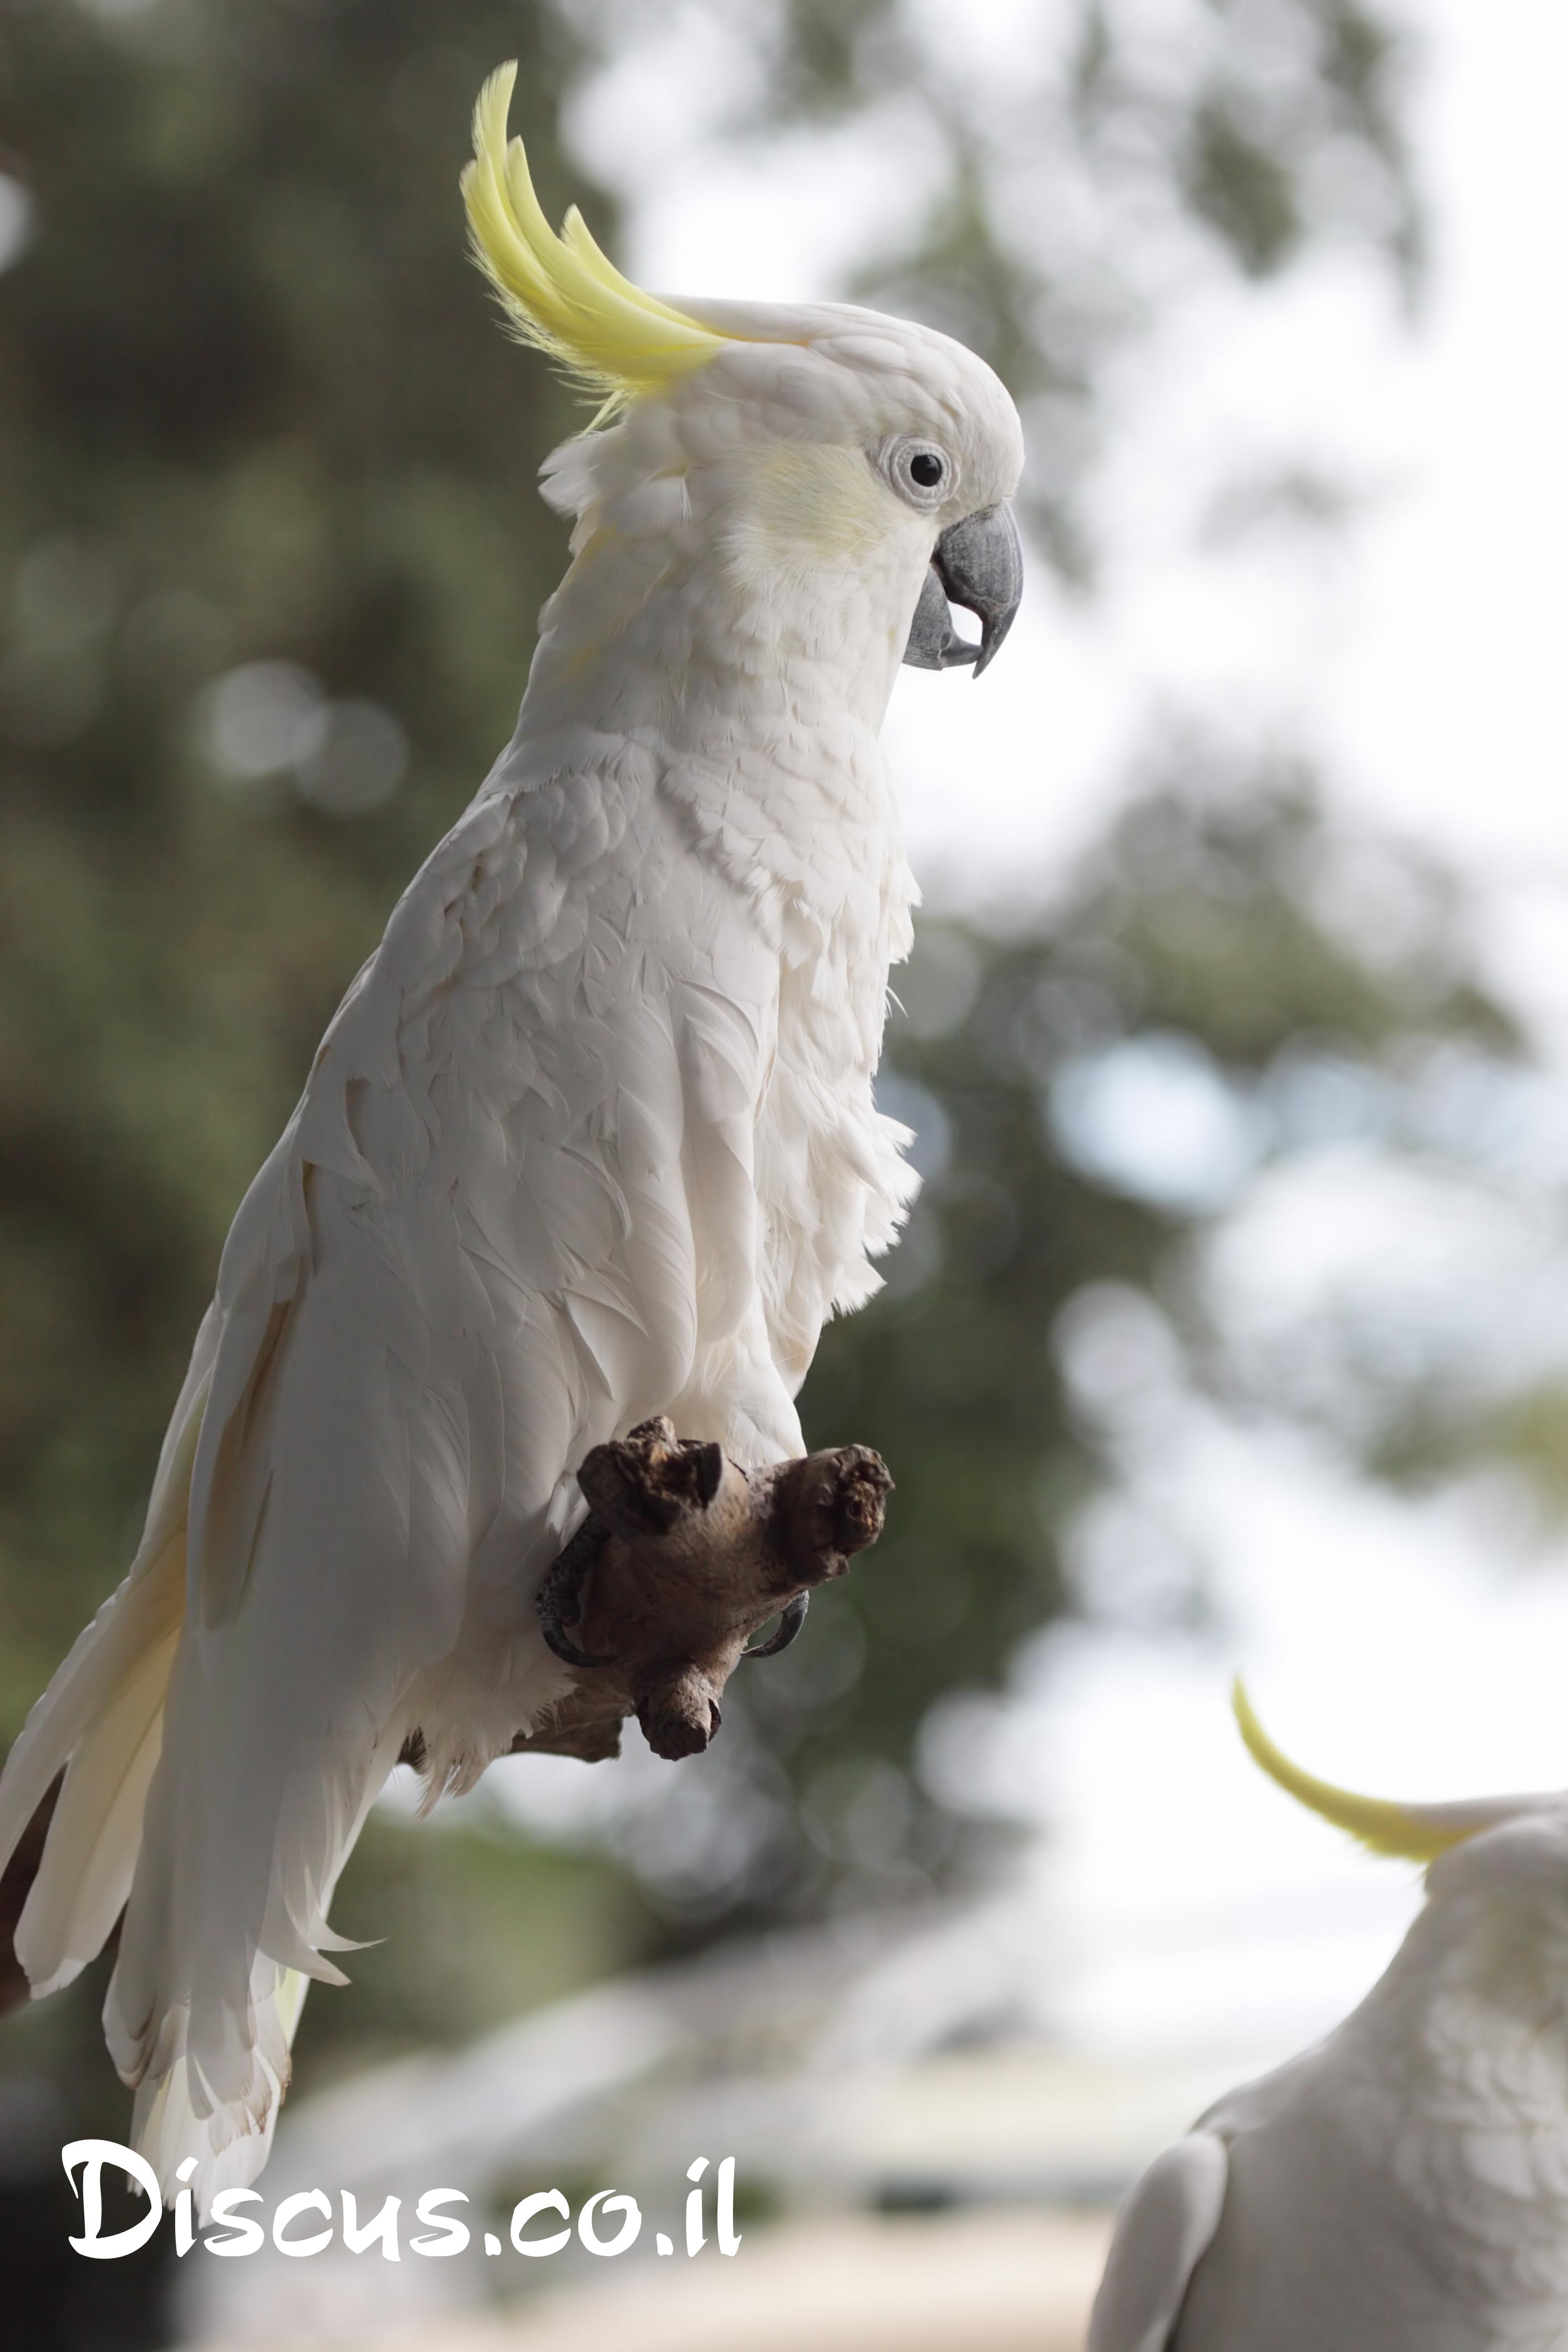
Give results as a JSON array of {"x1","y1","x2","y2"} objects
[
  {"x1": 6, "y1": 684, "x2": 901, "y2": 2201},
  {"x1": 89, "y1": 773, "x2": 795, "y2": 2192},
  {"x1": 0, "y1": 1318, "x2": 215, "y2": 1995}
]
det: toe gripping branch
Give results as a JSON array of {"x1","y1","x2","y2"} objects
[{"x1": 513, "y1": 1418, "x2": 892, "y2": 1763}]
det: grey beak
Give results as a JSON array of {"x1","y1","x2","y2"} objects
[{"x1": 902, "y1": 502, "x2": 1024, "y2": 676}]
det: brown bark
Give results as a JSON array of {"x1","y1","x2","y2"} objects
[{"x1": 511, "y1": 1417, "x2": 892, "y2": 1763}]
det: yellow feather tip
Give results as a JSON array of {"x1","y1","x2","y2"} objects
[
  {"x1": 1231, "y1": 1677, "x2": 1475, "y2": 1863},
  {"x1": 460, "y1": 62, "x2": 730, "y2": 412}
]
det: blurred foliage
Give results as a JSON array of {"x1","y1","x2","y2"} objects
[
  {"x1": 306, "y1": 1810, "x2": 658, "y2": 2084},
  {"x1": 0, "y1": 1943, "x2": 181, "y2": 2350},
  {"x1": 574, "y1": 0, "x2": 1422, "y2": 578},
  {"x1": 0, "y1": 0, "x2": 1517, "y2": 2338}
]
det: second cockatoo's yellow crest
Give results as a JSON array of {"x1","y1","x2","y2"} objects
[
  {"x1": 461, "y1": 62, "x2": 732, "y2": 416},
  {"x1": 1232, "y1": 1678, "x2": 1480, "y2": 1863}
]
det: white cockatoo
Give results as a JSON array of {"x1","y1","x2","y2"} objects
[
  {"x1": 1088, "y1": 1683, "x2": 1568, "y2": 2351},
  {"x1": 0, "y1": 66, "x2": 1024, "y2": 2206}
]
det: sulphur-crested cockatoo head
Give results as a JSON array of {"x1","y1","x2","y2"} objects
[
  {"x1": 1235, "y1": 1676, "x2": 1568, "y2": 1962},
  {"x1": 1233, "y1": 1678, "x2": 1560, "y2": 1870},
  {"x1": 1085, "y1": 1691, "x2": 1568, "y2": 2352},
  {"x1": 462, "y1": 65, "x2": 1024, "y2": 717}
]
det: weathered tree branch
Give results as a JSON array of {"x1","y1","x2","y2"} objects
[{"x1": 511, "y1": 1417, "x2": 892, "y2": 1763}]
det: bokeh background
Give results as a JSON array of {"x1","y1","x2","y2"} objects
[{"x1": 3, "y1": 1, "x2": 1567, "y2": 2345}]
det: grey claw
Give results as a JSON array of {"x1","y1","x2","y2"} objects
[
  {"x1": 540, "y1": 1620, "x2": 614, "y2": 1671},
  {"x1": 743, "y1": 1591, "x2": 809, "y2": 1659},
  {"x1": 692, "y1": 1441, "x2": 726, "y2": 1506},
  {"x1": 536, "y1": 1520, "x2": 617, "y2": 1669}
]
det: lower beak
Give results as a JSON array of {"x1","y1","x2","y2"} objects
[{"x1": 901, "y1": 502, "x2": 1024, "y2": 676}]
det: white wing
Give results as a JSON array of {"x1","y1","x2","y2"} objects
[
  {"x1": 0, "y1": 1310, "x2": 215, "y2": 1997},
  {"x1": 8, "y1": 752, "x2": 798, "y2": 2198},
  {"x1": 1088, "y1": 2132, "x2": 1230, "y2": 2352}
]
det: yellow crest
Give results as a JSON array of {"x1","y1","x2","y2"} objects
[
  {"x1": 1232, "y1": 1679, "x2": 1486, "y2": 1864},
  {"x1": 461, "y1": 63, "x2": 732, "y2": 415}
]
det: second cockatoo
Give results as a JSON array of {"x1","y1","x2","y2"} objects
[
  {"x1": 0, "y1": 64, "x2": 1024, "y2": 2207},
  {"x1": 1088, "y1": 1684, "x2": 1568, "y2": 2351}
]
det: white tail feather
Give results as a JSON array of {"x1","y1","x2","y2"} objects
[
  {"x1": 116, "y1": 1732, "x2": 389, "y2": 2208},
  {"x1": 0, "y1": 1348, "x2": 210, "y2": 1887},
  {"x1": 0, "y1": 1337, "x2": 213, "y2": 1998},
  {"x1": 18, "y1": 1631, "x2": 179, "y2": 1995},
  {"x1": 131, "y1": 1962, "x2": 310, "y2": 2215}
]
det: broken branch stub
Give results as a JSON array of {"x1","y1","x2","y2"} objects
[{"x1": 517, "y1": 1417, "x2": 892, "y2": 1764}]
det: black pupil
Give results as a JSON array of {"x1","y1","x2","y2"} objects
[{"x1": 909, "y1": 451, "x2": 944, "y2": 487}]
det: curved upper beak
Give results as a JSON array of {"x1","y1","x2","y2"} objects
[{"x1": 902, "y1": 501, "x2": 1024, "y2": 677}]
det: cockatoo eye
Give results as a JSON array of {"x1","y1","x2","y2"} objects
[{"x1": 873, "y1": 437, "x2": 953, "y2": 511}]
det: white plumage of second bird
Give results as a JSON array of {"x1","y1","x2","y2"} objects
[
  {"x1": 0, "y1": 66, "x2": 1024, "y2": 2205},
  {"x1": 1088, "y1": 1687, "x2": 1568, "y2": 2351}
]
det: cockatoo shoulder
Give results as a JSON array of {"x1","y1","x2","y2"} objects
[{"x1": 1088, "y1": 2131, "x2": 1229, "y2": 2352}]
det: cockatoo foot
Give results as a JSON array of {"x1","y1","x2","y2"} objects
[
  {"x1": 516, "y1": 1420, "x2": 892, "y2": 1763},
  {"x1": 536, "y1": 1518, "x2": 618, "y2": 1671}
]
